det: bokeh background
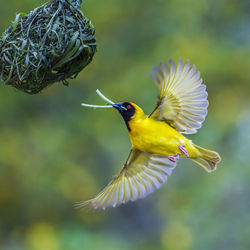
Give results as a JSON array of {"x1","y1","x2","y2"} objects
[{"x1": 0, "y1": 0, "x2": 250, "y2": 249}]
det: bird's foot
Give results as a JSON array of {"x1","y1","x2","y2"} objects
[
  {"x1": 168, "y1": 153, "x2": 180, "y2": 163},
  {"x1": 178, "y1": 145, "x2": 189, "y2": 157}
]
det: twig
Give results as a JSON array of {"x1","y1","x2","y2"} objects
[
  {"x1": 81, "y1": 89, "x2": 115, "y2": 109},
  {"x1": 96, "y1": 89, "x2": 114, "y2": 104},
  {"x1": 81, "y1": 103, "x2": 112, "y2": 109}
]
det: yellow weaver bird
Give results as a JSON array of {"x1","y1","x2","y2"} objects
[{"x1": 79, "y1": 58, "x2": 221, "y2": 210}]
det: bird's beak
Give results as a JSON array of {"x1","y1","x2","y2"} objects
[{"x1": 112, "y1": 103, "x2": 127, "y2": 112}]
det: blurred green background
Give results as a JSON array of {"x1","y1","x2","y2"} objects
[{"x1": 0, "y1": 0, "x2": 250, "y2": 249}]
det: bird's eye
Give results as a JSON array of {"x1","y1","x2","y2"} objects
[{"x1": 127, "y1": 105, "x2": 132, "y2": 109}]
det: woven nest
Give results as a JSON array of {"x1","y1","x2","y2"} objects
[{"x1": 0, "y1": 0, "x2": 96, "y2": 94}]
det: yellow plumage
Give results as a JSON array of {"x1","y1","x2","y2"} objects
[
  {"x1": 78, "y1": 58, "x2": 221, "y2": 210},
  {"x1": 127, "y1": 106, "x2": 199, "y2": 157}
]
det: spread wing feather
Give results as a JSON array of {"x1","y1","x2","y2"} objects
[
  {"x1": 76, "y1": 149, "x2": 177, "y2": 210},
  {"x1": 149, "y1": 58, "x2": 208, "y2": 134}
]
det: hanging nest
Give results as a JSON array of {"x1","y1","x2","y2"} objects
[{"x1": 0, "y1": 0, "x2": 96, "y2": 94}]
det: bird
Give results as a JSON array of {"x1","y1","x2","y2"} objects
[{"x1": 79, "y1": 58, "x2": 221, "y2": 210}]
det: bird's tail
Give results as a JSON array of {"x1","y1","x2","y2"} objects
[{"x1": 191, "y1": 144, "x2": 221, "y2": 172}]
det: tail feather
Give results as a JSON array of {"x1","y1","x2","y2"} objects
[{"x1": 191, "y1": 144, "x2": 221, "y2": 172}]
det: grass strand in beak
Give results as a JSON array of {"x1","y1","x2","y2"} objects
[
  {"x1": 81, "y1": 89, "x2": 115, "y2": 109},
  {"x1": 96, "y1": 89, "x2": 115, "y2": 105},
  {"x1": 81, "y1": 103, "x2": 113, "y2": 109}
]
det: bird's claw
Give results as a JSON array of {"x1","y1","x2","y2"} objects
[
  {"x1": 178, "y1": 145, "x2": 189, "y2": 157},
  {"x1": 168, "y1": 153, "x2": 180, "y2": 163}
]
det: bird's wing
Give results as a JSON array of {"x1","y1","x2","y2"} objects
[
  {"x1": 149, "y1": 58, "x2": 208, "y2": 134},
  {"x1": 77, "y1": 148, "x2": 177, "y2": 210}
]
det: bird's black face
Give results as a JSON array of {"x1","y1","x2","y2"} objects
[{"x1": 113, "y1": 102, "x2": 135, "y2": 131}]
